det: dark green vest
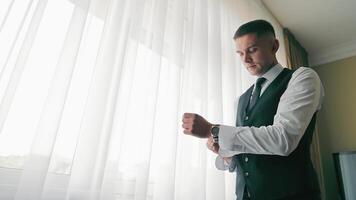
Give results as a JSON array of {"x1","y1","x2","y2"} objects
[{"x1": 234, "y1": 68, "x2": 320, "y2": 200}]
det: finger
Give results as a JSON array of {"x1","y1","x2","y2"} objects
[
  {"x1": 213, "y1": 143, "x2": 219, "y2": 152},
  {"x1": 207, "y1": 136, "x2": 213, "y2": 142},
  {"x1": 207, "y1": 138, "x2": 213, "y2": 146},
  {"x1": 182, "y1": 117, "x2": 192, "y2": 124},
  {"x1": 182, "y1": 118, "x2": 193, "y2": 123},
  {"x1": 182, "y1": 120, "x2": 192, "y2": 125},
  {"x1": 206, "y1": 143, "x2": 214, "y2": 151},
  {"x1": 182, "y1": 123, "x2": 192, "y2": 129},
  {"x1": 223, "y1": 157, "x2": 232, "y2": 162},
  {"x1": 183, "y1": 113, "x2": 195, "y2": 119},
  {"x1": 207, "y1": 139, "x2": 215, "y2": 147}
]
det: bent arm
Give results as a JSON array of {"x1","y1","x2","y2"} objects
[{"x1": 218, "y1": 68, "x2": 324, "y2": 158}]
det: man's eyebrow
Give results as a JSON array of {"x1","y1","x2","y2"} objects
[
  {"x1": 246, "y1": 43, "x2": 258, "y2": 50},
  {"x1": 237, "y1": 43, "x2": 258, "y2": 52}
]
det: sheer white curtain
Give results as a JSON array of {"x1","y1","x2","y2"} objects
[{"x1": 0, "y1": 0, "x2": 286, "y2": 199}]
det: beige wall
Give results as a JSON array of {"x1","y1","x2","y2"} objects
[{"x1": 313, "y1": 55, "x2": 356, "y2": 200}]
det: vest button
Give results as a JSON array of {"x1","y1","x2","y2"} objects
[
  {"x1": 245, "y1": 157, "x2": 249, "y2": 162},
  {"x1": 244, "y1": 172, "x2": 249, "y2": 177},
  {"x1": 245, "y1": 116, "x2": 249, "y2": 120}
]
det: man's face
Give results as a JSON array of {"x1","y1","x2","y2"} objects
[{"x1": 235, "y1": 33, "x2": 279, "y2": 76}]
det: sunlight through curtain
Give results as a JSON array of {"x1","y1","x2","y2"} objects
[{"x1": 0, "y1": 0, "x2": 286, "y2": 199}]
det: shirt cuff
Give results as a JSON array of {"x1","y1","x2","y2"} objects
[
  {"x1": 215, "y1": 155, "x2": 238, "y2": 172},
  {"x1": 215, "y1": 155, "x2": 229, "y2": 170},
  {"x1": 218, "y1": 125, "x2": 244, "y2": 156}
]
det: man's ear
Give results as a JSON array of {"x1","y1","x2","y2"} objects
[{"x1": 272, "y1": 39, "x2": 279, "y2": 53}]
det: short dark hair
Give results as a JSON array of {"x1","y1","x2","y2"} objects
[{"x1": 233, "y1": 19, "x2": 275, "y2": 39}]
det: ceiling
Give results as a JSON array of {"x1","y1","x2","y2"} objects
[{"x1": 262, "y1": 0, "x2": 356, "y2": 66}]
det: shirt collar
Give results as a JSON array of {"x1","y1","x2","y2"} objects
[{"x1": 261, "y1": 63, "x2": 284, "y2": 83}]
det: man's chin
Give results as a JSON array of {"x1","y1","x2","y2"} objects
[{"x1": 248, "y1": 69, "x2": 259, "y2": 76}]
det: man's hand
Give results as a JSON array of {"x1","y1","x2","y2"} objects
[
  {"x1": 207, "y1": 136, "x2": 232, "y2": 165},
  {"x1": 182, "y1": 113, "x2": 212, "y2": 138},
  {"x1": 206, "y1": 136, "x2": 219, "y2": 154}
]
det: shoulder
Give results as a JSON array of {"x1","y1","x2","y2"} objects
[
  {"x1": 291, "y1": 67, "x2": 320, "y2": 79},
  {"x1": 289, "y1": 67, "x2": 321, "y2": 86},
  {"x1": 286, "y1": 67, "x2": 324, "y2": 104},
  {"x1": 284, "y1": 67, "x2": 325, "y2": 110}
]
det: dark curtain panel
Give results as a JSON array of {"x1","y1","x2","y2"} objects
[
  {"x1": 284, "y1": 27, "x2": 326, "y2": 199},
  {"x1": 283, "y1": 28, "x2": 309, "y2": 69}
]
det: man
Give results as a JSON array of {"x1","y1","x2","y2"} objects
[{"x1": 182, "y1": 19, "x2": 324, "y2": 200}]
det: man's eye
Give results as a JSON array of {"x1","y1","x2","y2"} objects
[{"x1": 247, "y1": 47, "x2": 257, "y2": 53}]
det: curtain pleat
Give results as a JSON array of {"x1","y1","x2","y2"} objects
[
  {"x1": 0, "y1": 0, "x2": 287, "y2": 199},
  {"x1": 0, "y1": 0, "x2": 44, "y2": 132}
]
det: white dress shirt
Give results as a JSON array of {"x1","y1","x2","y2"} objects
[{"x1": 215, "y1": 64, "x2": 325, "y2": 200}]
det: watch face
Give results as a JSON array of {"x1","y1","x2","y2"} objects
[{"x1": 212, "y1": 126, "x2": 219, "y2": 137}]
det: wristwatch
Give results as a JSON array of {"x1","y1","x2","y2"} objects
[{"x1": 211, "y1": 125, "x2": 220, "y2": 143}]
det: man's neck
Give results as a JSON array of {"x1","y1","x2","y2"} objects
[{"x1": 258, "y1": 61, "x2": 279, "y2": 77}]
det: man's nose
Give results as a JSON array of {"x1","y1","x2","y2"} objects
[{"x1": 242, "y1": 53, "x2": 252, "y2": 63}]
